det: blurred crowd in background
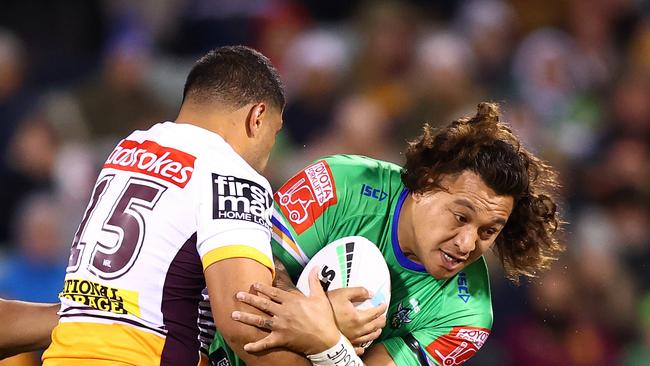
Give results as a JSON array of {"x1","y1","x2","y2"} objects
[{"x1": 0, "y1": 0, "x2": 649, "y2": 365}]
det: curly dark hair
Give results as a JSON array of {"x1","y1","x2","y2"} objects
[{"x1": 401, "y1": 102, "x2": 564, "y2": 283}]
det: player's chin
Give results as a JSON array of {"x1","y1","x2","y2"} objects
[{"x1": 424, "y1": 262, "x2": 461, "y2": 280}]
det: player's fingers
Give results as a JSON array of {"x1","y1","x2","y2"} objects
[
  {"x1": 236, "y1": 291, "x2": 280, "y2": 314},
  {"x1": 308, "y1": 266, "x2": 326, "y2": 298},
  {"x1": 358, "y1": 302, "x2": 388, "y2": 322},
  {"x1": 354, "y1": 346, "x2": 365, "y2": 356},
  {"x1": 251, "y1": 282, "x2": 285, "y2": 303},
  {"x1": 351, "y1": 328, "x2": 382, "y2": 347},
  {"x1": 243, "y1": 333, "x2": 284, "y2": 353},
  {"x1": 353, "y1": 314, "x2": 386, "y2": 340},
  {"x1": 231, "y1": 311, "x2": 274, "y2": 330},
  {"x1": 338, "y1": 286, "x2": 371, "y2": 302}
]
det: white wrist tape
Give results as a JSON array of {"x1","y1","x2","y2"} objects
[{"x1": 307, "y1": 334, "x2": 364, "y2": 366}]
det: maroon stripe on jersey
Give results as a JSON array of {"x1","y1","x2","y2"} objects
[{"x1": 160, "y1": 233, "x2": 205, "y2": 365}]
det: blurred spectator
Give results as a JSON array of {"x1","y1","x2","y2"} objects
[
  {"x1": 0, "y1": 29, "x2": 35, "y2": 173},
  {"x1": 402, "y1": 30, "x2": 483, "y2": 143},
  {"x1": 0, "y1": 117, "x2": 58, "y2": 247},
  {"x1": 71, "y1": 30, "x2": 170, "y2": 142},
  {"x1": 512, "y1": 28, "x2": 579, "y2": 124},
  {"x1": 277, "y1": 93, "x2": 400, "y2": 184},
  {"x1": 348, "y1": 0, "x2": 417, "y2": 120},
  {"x1": 454, "y1": 0, "x2": 516, "y2": 96},
  {"x1": 281, "y1": 28, "x2": 350, "y2": 146},
  {"x1": 0, "y1": 193, "x2": 67, "y2": 303},
  {"x1": 501, "y1": 260, "x2": 623, "y2": 366}
]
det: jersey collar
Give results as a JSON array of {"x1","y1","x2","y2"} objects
[{"x1": 392, "y1": 188, "x2": 427, "y2": 272}]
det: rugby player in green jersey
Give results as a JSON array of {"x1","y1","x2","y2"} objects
[{"x1": 221, "y1": 102, "x2": 564, "y2": 365}]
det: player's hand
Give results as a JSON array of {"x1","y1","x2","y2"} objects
[
  {"x1": 232, "y1": 267, "x2": 341, "y2": 356},
  {"x1": 327, "y1": 287, "x2": 387, "y2": 352}
]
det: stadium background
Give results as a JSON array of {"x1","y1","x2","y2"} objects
[{"x1": 0, "y1": 0, "x2": 649, "y2": 365}]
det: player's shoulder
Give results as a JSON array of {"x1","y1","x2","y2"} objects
[
  {"x1": 320, "y1": 154, "x2": 401, "y2": 171},
  {"x1": 316, "y1": 154, "x2": 402, "y2": 182}
]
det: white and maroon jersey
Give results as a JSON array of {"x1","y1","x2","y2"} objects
[{"x1": 42, "y1": 122, "x2": 274, "y2": 366}]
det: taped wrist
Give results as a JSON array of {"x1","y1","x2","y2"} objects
[{"x1": 307, "y1": 334, "x2": 364, "y2": 366}]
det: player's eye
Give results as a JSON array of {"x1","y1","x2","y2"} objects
[
  {"x1": 481, "y1": 227, "x2": 498, "y2": 239},
  {"x1": 455, "y1": 214, "x2": 468, "y2": 224}
]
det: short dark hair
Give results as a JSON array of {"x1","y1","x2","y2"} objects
[
  {"x1": 182, "y1": 45, "x2": 285, "y2": 110},
  {"x1": 402, "y1": 102, "x2": 564, "y2": 283}
]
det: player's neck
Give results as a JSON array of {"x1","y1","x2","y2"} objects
[
  {"x1": 175, "y1": 103, "x2": 251, "y2": 159},
  {"x1": 397, "y1": 194, "x2": 418, "y2": 261}
]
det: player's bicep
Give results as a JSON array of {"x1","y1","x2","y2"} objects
[
  {"x1": 205, "y1": 258, "x2": 308, "y2": 365},
  {"x1": 205, "y1": 257, "x2": 273, "y2": 347}
]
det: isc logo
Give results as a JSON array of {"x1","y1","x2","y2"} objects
[
  {"x1": 457, "y1": 272, "x2": 470, "y2": 303},
  {"x1": 360, "y1": 184, "x2": 388, "y2": 201},
  {"x1": 212, "y1": 174, "x2": 272, "y2": 228}
]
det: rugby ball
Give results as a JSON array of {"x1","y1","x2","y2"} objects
[{"x1": 296, "y1": 236, "x2": 391, "y2": 347}]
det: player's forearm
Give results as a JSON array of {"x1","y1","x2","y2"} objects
[
  {"x1": 217, "y1": 308, "x2": 310, "y2": 366},
  {"x1": 0, "y1": 299, "x2": 59, "y2": 359}
]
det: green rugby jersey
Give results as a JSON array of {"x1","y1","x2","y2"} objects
[{"x1": 210, "y1": 155, "x2": 493, "y2": 366}]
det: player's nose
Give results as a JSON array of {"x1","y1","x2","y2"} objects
[{"x1": 454, "y1": 227, "x2": 476, "y2": 257}]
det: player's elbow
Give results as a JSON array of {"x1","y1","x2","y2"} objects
[{"x1": 221, "y1": 319, "x2": 267, "y2": 352}]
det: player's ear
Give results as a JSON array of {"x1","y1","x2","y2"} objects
[{"x1": 246, "y1": 103, "x2": 267, "y2": 138}]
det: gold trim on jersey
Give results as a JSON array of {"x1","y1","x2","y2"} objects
[
  {"x1": 42, "y1": 322, "x2": 164, "y2": 365},
  {"x1": 202, "y1": 245, "x2": 275, "y2": 276},
  {"x1": 59, "y1": 278, "x2": 141, "y2": 317}
]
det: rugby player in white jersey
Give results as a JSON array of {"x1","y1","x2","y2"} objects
[{"x1": 2, "y1": 45, "x2": 313, "y2": 366}]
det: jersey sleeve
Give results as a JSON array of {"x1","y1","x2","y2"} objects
[
  {"x1": 381, "y1": 259, "x2": 493, "y2": 366},
  {"x1": 270, "y1": 158, "x2": 345, "y2": 281},
  {"x1": 195, "y1": 157, "x2": 275, "y2": 274}
]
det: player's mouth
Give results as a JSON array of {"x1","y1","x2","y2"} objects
[{"x1": 440, "y1": 250, "x2": 465, "y2": 271}]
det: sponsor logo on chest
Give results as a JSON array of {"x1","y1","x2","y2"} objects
[
  {"x1": 104, "y1": 140, "x2": 196, "y2": 188},
  {"x1": 275, "y1": 161, "x2": 337, "y2": 234},
  {"x1": 212, "y1": 174, "x2": 272, "y2": 229}
]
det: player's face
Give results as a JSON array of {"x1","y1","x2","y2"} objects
[{"x1": 402, "y1": 170, "x2": 514, "y2": 280}]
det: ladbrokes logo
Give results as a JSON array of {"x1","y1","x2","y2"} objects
[
  {"x1": 212, "y1": 174, "x2": 272, "y2": 229},
  {"x1": 275, "y1": 161, "x2": 337, "y2": 234},
  {"x1": 60, "y1": 278, "x2": 141, "y2": 317},
  {"x1": 104, "y1": 140, "x2": 196, "y2": 188},
  {"x1": 426, "y1": 326, "x2": 490, "y2": 365}
]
